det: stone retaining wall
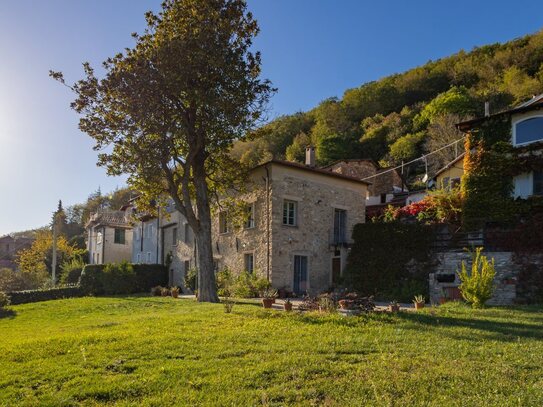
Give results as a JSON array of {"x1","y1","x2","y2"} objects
[{"x1": 429, "y1": 251, "x2": 519, "y2": 305}]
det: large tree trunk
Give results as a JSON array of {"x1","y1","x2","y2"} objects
[{"x1": 193, "y1": 162, "x2": 219, "y2": 303}]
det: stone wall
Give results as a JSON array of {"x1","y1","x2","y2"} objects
[
  {"x1": 326, "y1": 159, "x2": 404, "y2": 196},
  {"x1": 429, "y1": 251, "x2": 518, "y2": 306},
  {"x1": 213, "y1": 163, "x2": 367, "y2": 295}
]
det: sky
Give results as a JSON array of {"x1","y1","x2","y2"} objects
[{"x1": 0, "y1": 0, "x2": 542, "y2": 235}]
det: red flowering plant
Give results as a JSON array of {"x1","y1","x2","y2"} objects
[{"x1": 382, "y1": 187, "x2": 462, "y2": 225}]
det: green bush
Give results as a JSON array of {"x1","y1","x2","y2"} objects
[
  {"x1": 0, "y1": 267, "x2": 48, "y2": 292},
  {"x1": 102, "y1": 262, "x2": 136, "y2": 295},
  {"x1": 344, "y1": 222, "x2": 434, "y2": 301},
  {"x1": 458, "y1": 248, "x2": 496, "y2": 308},
  {"x1": 0, "y1": 291, "x2": 10, "y2": 308},
  {"x1": 80, "y1": 263, "x2": 167, "y2": 295},
  {"x1": 7, "y1": 286, "x2": 82, "y2": 305},
  {"x1": 60, "y1": 257, "x2": 86, "y2": 285},
  {"x1": 184, "y1": 268, "x2": 197, "y2": 293},
  {"x1": 216, "y1": 268, "x2": 234, "y2": 296}
]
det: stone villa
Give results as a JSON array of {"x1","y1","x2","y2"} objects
[{"x1": 128, "y1": 147, "x2": 369, "y2": 295}]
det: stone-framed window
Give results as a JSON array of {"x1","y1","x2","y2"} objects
[
  {"x1": 333, "y1": 208, "x2": 347, "y2": 244},
  {"x1": 219, "y1": 211, "x2": 229, "y2": 234},
  {"x1": 244, "y1": 252, "x2": 254, "y2": 273},
  {"x1": 244, "y1": 203, "x2": 255, "y2": 229},
  {"x1": 283, "y1": 200, "x2": 297, "y2": 226}
]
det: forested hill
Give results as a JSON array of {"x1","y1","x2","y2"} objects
[{"x1": 231, "y1": 29, "x2": 543, "y2": 184}]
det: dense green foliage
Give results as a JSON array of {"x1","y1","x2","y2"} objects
[
  {"x1": 59, "y1": 256, "x2": 86, "y2": 285},
  {"x1": 216, "y1": 269, "x2": 270, "y2": 298},
  {"x1": 2, "y1": 297, "x2": 543, "y2": 405},
  {"x1": 233, "y1": 30, "x2": 543, "y2": 184},
  {"x1": 458, "y1": 248, "x2": 496, "y2": 308},
  {"x1": 345, "y1": 223, "x2": 434, "y2": 301},
  {"x1": 6, "y1": 286, "x2": 83, "y2": 305},
  {"x1": 80, "y1": 263, "x2": 167, "y2": 295}
]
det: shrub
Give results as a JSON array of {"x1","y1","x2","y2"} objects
[
  {"x1": 151, "y1": 286, "x2": 163, "y2": 296},
  {"x1": 102, "y1": 262, "x2": 137, "y2": 295},
  {"x1": 60, "y1": 257, "x2": 85, "y2": 285},
  {"x1": 0, "y1": 291, "x2": 10, "y2": 308},
  {"x1": 79, "y1": 264, "x2": 105, "y2": 295},
  {"x1": 0, "y1": 267, "x2": 49, "y2": 292},
  {"x1": 184, "y1": 268, "x2": 197, "y2": 293},
  {"x1": 233, "y1": 271, "x2": 256, "y2": 298},
  {"x1": 344, "y1": 222, "x2": 434, "y2": 301},
  {"x1": 80, "y1": 263, "x2": 168, "y2": 295},
  {"x1": 216, "y1": 268, "x2": 234, "y2": 296},
  {"x1": 161, "y1": 287, "x2": 171, "y2": 296},
  {"x1": 7, "y1": 286, "x2": 83, "y2": 305},
  {"x1": 457, "y1": 247, "x2": 496, "y2": 308}
]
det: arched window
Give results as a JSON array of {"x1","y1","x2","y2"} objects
[{"x1": 514, "y1": 115, "x2": 543, "y2": 146}]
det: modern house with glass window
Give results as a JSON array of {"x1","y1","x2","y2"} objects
[
  {"x1": 213, "y1": 149, "x2": 369, "y2": 295},
  {"x1": 457, "y1": 93, "x2": 543, "y2": 198},
  {"x1": 86, "y1": 210, "x2": 133, "y2": 265}
]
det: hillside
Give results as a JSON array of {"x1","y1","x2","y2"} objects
[{"x1": 232, "y1": 29, "x2": 543, "y2": 184}]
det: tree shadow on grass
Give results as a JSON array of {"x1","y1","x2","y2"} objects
[
  {"x1": 395, "y1": 311, "x2": 543, "y2": 341},
  {"x1": 0, "y1": 308, "x2": 17, "y2": 319}
]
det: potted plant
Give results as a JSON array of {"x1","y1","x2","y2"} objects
[
  {"x1": 413, "y1": 294, "x2": 425, "y2": 310},
  {"x1": 388, "y1": 300, "x2": 400, "y2": 313},
  {"x1": 261, "y1": 288, "x2": 277, "y2": 309},
  {"x1": 338, "y1": 299, "x2": 355, "y2": 310},
  {"x1": 171, "y1": 286, "x2": 180, "y2": 299},
  {"x1": 161, "y1": 287, "x2": 171, "y2": 297},
  {"x1": 283, "y1": 298, "x2": 293, "y2": 312}
]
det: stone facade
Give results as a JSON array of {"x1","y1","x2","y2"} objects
[
  {"x1": 213, "y1": 161, "x2": 368, "y2": 295},
  {"x1": 429, "y1": 251, "x2": 518, "y2": 306},
  {"x1": 324, "y1": 159, "x2": 405, "y2": 197}
]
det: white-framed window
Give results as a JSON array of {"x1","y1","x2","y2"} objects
[
  {"x1": 244, "y1": 253, "x2": 254, "y2": 274},
  {"x1": 244, "y1": 203, "x2": 255, "y2": 229},
  {"x1": 172, "y1": 227, "x2": 178, "y2": 246},
  {"x1": 513, "y1": 114, "x2": 543, "y2": 146},
  {"x1": 282, "y1": 200, "x2": 297, "y2": 226},
  {"x1": 136, "y1": 253, "x2": 141, "y2": 264},
  {"x1": 219, "y1": 211, "x2": 229, "y2": 234},
  {"x1": 96, "y1": 231, "x2": 102, "y2": 245}
]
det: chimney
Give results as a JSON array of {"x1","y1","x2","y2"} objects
[
  {"x1": 484, "y1": 101, "x2": 490, "y2": 117},
  {"x1": 305, "y1": 145, "x2": 316, "y2": 167}
]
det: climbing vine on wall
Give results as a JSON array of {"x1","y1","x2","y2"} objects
[{"x1": 461, "y1": 114, "x2": 543, "y2": 229}]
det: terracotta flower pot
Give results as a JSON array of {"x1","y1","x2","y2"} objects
[
  {"x1": 414, "y1": 302, "x2": 424, "y2": 310},
  {"x1": 283, "y1": 302, "x2": 293, "y2": 312},
  {"x1": 171, "y1": 292, "x2": 179, "y2": 299},
  {"x1": 439, "y1": 297, "x2": 448, "y2": 305},
  {"x1": 262, "y1": 298, "x2": 274, "y2": 309},
  {"x1": 389, "y1": 304, "x2": 400, "y2": 312},
  {"x1": 338, "y1": 299, "x2": 354, "y2": 310}
]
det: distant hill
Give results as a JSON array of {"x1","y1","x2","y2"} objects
[{"x1": 232, "y1": 29, "x2": 543, "y2": 184}]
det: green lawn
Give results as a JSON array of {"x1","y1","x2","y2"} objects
[{"x1": 1, "y1": 297, "x2": 543, "y2": 406}]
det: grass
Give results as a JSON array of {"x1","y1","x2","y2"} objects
[{"x1": 1, "y1": 297, "x2": 543, "y2": 406}]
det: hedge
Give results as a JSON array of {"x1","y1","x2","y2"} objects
[
  {"x1": 344, "y1": 222, "x2": 434, "y2": 301},
  {"x1": 80, "y1": 263, "x2": 168, "y2": 295},
  {"x1": 7, "y1": 286, "x2": 83, "y2": 305}
]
